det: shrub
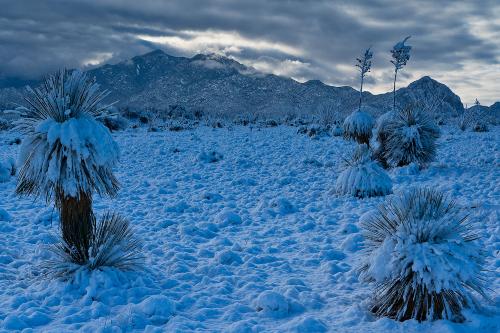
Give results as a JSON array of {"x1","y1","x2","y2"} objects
[
  {"x1": 102, "y1": 114, "x2": 129, "y2": 132},
  {"x1": 359, "y1": 187, "x2": 487, "y2": 322},
  {"x1": 0, "y1": 119, "x2": 12, "y2": 131},
  {"x1": 380, "y1": 105, "x2": 439, "y2": 168},
  {"x1": 336, "y1": 145, "x2": 392, "y2": 198},
  {"x1": 45, "y1": 213, "x2": 143, "y2": 278},
  {"x1": 343, "y1": 110, "x2": 375, "y2": 145}
]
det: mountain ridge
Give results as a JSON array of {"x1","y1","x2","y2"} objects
[{"x1": 1, "y1": 49, "x2": 496, "y2": 118}]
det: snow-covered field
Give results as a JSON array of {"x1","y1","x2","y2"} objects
[{"x1": 0, "y1": 125, "x2": 498, "y2": 332}]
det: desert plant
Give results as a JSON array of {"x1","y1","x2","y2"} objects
[
  {"x1": 380, "y1": 105, "x2": 439, "y2": 168},
  {"x1": 390, "y1": 36, "x2": 412, "y2": 110},
  {"x1": 16, "y1": 69, "x2": 120, "y2": 265},
  {"x1": 356, "y1": 47, "x2": 373, "y2": 111},
  {"x1": 343, "y1": 109, "x2": 375, "y2": 145},
  {"x1": 359, "y1": 187, "x2": 487, "y2": 322},
  {"x1": 45, "y1": 212, "x2": 143, "y2": 278},
  {"x1": 336, "y1": 145, "x2": 392, "y2": 198}
]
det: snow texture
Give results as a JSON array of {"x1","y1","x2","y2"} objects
[{"x1": 0, "y1": 124, "x2": 498, "y2": 332}]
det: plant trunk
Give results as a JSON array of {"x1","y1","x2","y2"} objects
[
  {"x1": 57, "y1": 191, "x2": 95, "y2": 264},
  {"x1": 359, "y1": 75, "x2": 364, "y2": 112},
  {"x1": 393, "y1": 70, "x2": 398, "y2": 111}
]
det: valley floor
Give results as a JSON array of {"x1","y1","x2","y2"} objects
[{"x1": 0, "y1": 125, "x2": 498, "y2": 332}]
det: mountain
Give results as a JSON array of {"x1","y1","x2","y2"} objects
[{"x1": 0, "y1": 49, "x2": 469, "y2": 118}]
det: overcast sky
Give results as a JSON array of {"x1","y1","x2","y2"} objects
[{"x1": 1, "y1": 0, "x2": 499, "y2": 105}]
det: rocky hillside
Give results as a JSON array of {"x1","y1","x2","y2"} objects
[{"x1": 1, "y1": 49, "x2": 487, "y2": 119}]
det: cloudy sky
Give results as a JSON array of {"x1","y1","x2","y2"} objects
[{"x1": 1, "y1": 0, "x2": 499, "y2": 105}]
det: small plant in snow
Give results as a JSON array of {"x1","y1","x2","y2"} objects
[
  {"x1": 343, "y1": 109, "x2": 375, "y2": 146},
  {"x1": 390, "y1": 36, "x2": 412, "y2": 110},
  {"x1": 336, "y1": 145, "x2": 392, "y2": 198},
  {"x1": 45, "y1": 213, "x2": 143, "y2": 278},
  {"x1": 359, "y1": 187, "x2": 487, "y2": 322},
  {"x1": 356, "y1": 47, "x2": 373, "y2": 111},
  {"x1": 380, "y1": 105, "x2": 439, "y2": 168}
]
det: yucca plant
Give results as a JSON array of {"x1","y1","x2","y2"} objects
[
  {"x1": 359, "y1": 188, "x2": 487, "y2": 322},
  {"x1": 336, "y1": 144, "x2": 392, "y2": 198},
  {"x1": 45, "y1": 213, "x2": 143, "y2": 278},
  {"x1": 16, "y1": 69, "x2": 120, "y2": 265},
  {"x1": 380, "y1": 105, "x2": 439, "y2": 168},
  {"x1": 343, "y1": 109, "x2": 375, "y2": 146}
]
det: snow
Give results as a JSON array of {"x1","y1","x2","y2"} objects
[{"x1": 0, "y1": 124, "x2": 499, "y2": 332}]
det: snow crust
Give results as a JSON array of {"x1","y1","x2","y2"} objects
[{"x1": 0, "y1": 125, "x2": 498, "y2": 332}]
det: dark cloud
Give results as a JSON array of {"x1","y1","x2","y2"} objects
[{"x1": 0, "y1": 0, "x2": 498, "y2": 104}]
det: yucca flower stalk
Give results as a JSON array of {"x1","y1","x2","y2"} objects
[
  {"x1": 390, "y1": 36, "x2": 412, "y2": 110},
  {"x1": 356, "y1": 47, "x2": 373, "y2": 112}
]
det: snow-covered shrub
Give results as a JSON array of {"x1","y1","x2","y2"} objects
[
  {"x1": 0, "y1": 118, "x2": 12, "y2": 131},
  {"x1": 381, "y1": 105, "x2": 439, "y2": 168},
  {"x1": 331, "y1": 120, "x2": 343, "y2": 136},
  {"x1": 343, "y1": 110, "x2": 374, "y2": 145},
  {"x1": 359, "y1": 187, "x2": 487, "y2": 322},
  {"x1": 336, "y1": 145, "x2": 392, "y2": 198},
  {"x1": 45, "y1": 213, "x2": 143, "y2": 278},
  {"x1": 472, "y1": 121, "x2": 488, "y2": 132},
  {"x1": 0, "y1": 158, "x2": 16, "y2": 182},
  {"x1": 199, "y1": 151, "x2": 223, "y2": 163},
  {"x1": 102, "y1": 114, "x2": 129, "y2": 132},
  {"x1": 16, "y1": 69, "x2": 122, "y2": 267}
]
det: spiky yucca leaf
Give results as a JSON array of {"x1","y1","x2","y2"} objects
[
  {"x1": 382, "y1": 105, "x2": 439, "y2": 168},
  {"x1": 359, "y1": 188, "x2": 487, "y2": 322},
  {"x1": 16, "y1": 69, "x2": 119, "y2": 201},
  {"x1": 44, "y1": 213, "x2": 143, "y2": 278}
]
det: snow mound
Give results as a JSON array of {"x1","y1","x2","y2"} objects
[
  {"x1": 136, "y1": 295, "x2": 176, "y2": 318},
  {"x1": 217, "y1": 210, "x2": 242, "y2": 227},
  {"x1": 0, "y1": 208, "x2": 11, "y2": 221},
  {"x1": 254, "y1": 291, "x2": 290, "y2": 318},
  {"x1": 0, "y1": 157, "x2": 15, "y2": 182}
]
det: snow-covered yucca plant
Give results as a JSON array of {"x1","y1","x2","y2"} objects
[
  {"x1": 16, "y1": 69, "x2": 120, "y2": 265},
  {"x1": 45, "y1": 213, "x2": 143, "y2": 278},
  {"x1": 336, "y1": 145, "x2": 392, "y2": 198},
  {"x1": 359, "y1": 187, "x2": 487, "y2": 322},
  {"x1": 343, "y1": 109, "x2": 375, "y2": 145},
  {"x1": 381, "y1": 105, "x2": 439, "y2": 168}
]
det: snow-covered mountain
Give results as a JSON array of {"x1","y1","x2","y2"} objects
[{"x1": 0, "y1": 49, "x2": 489, "y2": 118}]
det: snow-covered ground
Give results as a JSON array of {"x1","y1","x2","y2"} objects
[{"x1": 0, "y1": 125, "x2": 498, "y2": 332}]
